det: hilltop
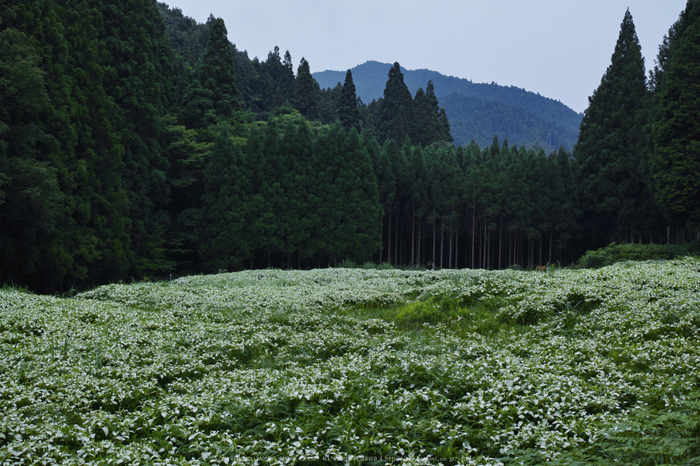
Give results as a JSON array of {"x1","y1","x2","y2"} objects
[{"x1": 314, "y1": 61, "x2": 582, "y2": 150}]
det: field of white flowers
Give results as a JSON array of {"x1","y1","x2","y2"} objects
[{"x1": 1, "y1": 258, "x2": 699, "y2": 465}]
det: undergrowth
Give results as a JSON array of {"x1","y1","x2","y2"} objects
[
  {"x1": 577, "y1": 241, "x2": 700, "y2": 269},
  {"x1": 1, "y1": 260, "x2": 700, "y2": 464}
]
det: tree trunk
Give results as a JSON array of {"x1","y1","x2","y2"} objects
[
  {"x1": 394, "y1": 211, "x2": 399, "y2": 266},
  {"x1": 411, "y1": 202, "x2": 415, "y2": 267},
  {"x1": 483, "y1": 223, "x2": 487, "y2": 269},
  {"x1": 449, "y1": 222, "x2": 453, "y2": 269},
  {"x1": 440, "y1": 220, "x2": 445, "y2": 269},
  {"x1": 455, "y1": 224, "x2": 459, "y2": 269},
  {"x1": 498, "y1": 216, "x2": 503, "y2": 270},
  {"x1": 380, "y1": 216, "x2": 384, "y2": 264},
  {"x1": 432, "y1": 208, "x2": 436, "y2": 270},
  {"x1": 508, "y1": 231, "x2": 512, "y2": 268},
  {"x1": 471, "y1": 196, "x2": 476, "y2": 269},
  {"x1": 417, "y1": 220, "x2": 422, "y2": 268},
  {"x1": 400, "y1": 222, "x2": 404, "y2": 267},
  {"x1": 387, "y1": 207, "x2": 392, "y2": 264}
]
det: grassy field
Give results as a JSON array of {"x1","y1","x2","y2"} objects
[{"x1": 1, "y1": 259, "x2": 700, "y2": 465}]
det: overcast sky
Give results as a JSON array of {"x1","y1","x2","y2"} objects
[{"x1": 160, "y1": 0, "x2": 688, "y2": 114}]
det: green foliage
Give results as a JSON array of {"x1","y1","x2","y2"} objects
[
  {"x1": 411, "y1": 81, "x2": 453, "y2": 146},
  {"x1": 441, "y1": 92, "x2": 577, "y2": 150},
  {"x1": 574, "y1": 9, "x2": 651, "y2": 249},
  {"x1": 0, "y1": 26, "x2": 61, "y2": 281},
  {"x1": 576, "y1": 241, "x2": 700, "y2": 268},
  {"x1": 5, "y1": 259, "x2": 700, "y2": 463},
  {"x1": 378, "y1": 62, "x2": 414, "y2": 143},
  {"x1": 314, "y1": 60, "x2": 582, "y2": 151},
  {"x1": 198, "y1": 15, "x2": 239, "y2": 119},
  {"x1": 294, "y1": 57, "x2": 320, "y2": 121},
  {"x1": 156, "y1": 2, "x2": 209, "y2": 68},
  {"x1": 651, "y1": 2, "x2": 700, "y2": 231},
  {"x1": 338, "y1": 69, "x2": 361, "y2": 132},
  {"x1": 4, "y1": 0, "x2": 698, "y2": 295},
  {"x1": 199, "y1": 125, "x2": 250, "y2": 271}
]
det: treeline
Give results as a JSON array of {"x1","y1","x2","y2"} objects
[
  {"x1": 156, "y1": 4, "x2": 452, "y2": 146},
  {"x1": 179, "y1": 112, "x2": 578, "y2": 273},
  {"x1": 315, "y1": 61, "x2": 582, "y2": 151},
  {"x1": 1, "y1": 0, "x2": 699, "y2": 294},
  {"x1": 0, "y1": 0, "x2": 451, "y2": 292}
]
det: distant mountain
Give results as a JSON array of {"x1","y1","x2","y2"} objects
[{"x1": 314, "y1": 61, "x2": 582, "y2": 151}]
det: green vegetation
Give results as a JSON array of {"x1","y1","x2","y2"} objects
[
  {"x1": 576, "y1": 241, "x2": 700, "y2": 269},
  {"x1": 650, "y1": 1, "x2": 700, "y2": 232},
  {"x1": 314, "y1": 61, "x2": 581, "y2": 152},
  {"x1": 2, "y1": 0, "x2": 700, "y2": 296},
  {"x1": 574, "y1": 9, "x2": 657, "y2": 251},
  {"x1": 2, "y1": 259, "x2": 700, "y2": 464}
]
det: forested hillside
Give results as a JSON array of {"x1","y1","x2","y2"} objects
[
  {"x1": 0, "y1": 0, "x2": 698, "y2": 293},
  {"x1": 314, "y1": 61, "x2": 582, "y2": 151}
]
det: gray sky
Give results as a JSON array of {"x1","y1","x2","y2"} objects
[{"x1": 160, "y1": 0, "x2": 688, "y2": 113}]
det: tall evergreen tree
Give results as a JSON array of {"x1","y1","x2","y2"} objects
[
  {"x1": 162, "y1": 117, "x2": 211, "y2": 271},
  {"x1": 338, "y1": 69, "x2": 361, "y2": 132},
  {"x1": 412, "y1": 88, "x2": 434, "y2": 146},
  {"x1": 199, "y1": 126, "x2": 249, "y2": 271},
  {"x1": 379, "y1": 62, "x2": 414, "y2": 144},
  {"x1": 318, "y1": 82, "x2": 342, "y2": 125},
  {"x1": 406, "y1": 145, "x2": 428, "y2": 266},
  {"x1": 0, "y1": 24, "x2": 62, "y2": 288},
  {"x1": 574, "y1": 9, "x2": 649, "y2": 247},
  {"x1": 426, "y1": 80, "x2": 453, "y2": 143},
  {"x1": 198, "y1": 15, "x2": 239, "y2": 119},
  {"x1": 650, "y1": 0, "x2": 700, "y2": 231},
  {"x1": 99, "y1": 0, "x2": 175, "y2": 278},
  {"x1": 338, "y1": 128, "x2": 383, "y2": 261},
  {"x1": 1, "y1": 0, "x2": 135, "y2": 290},
  {"x1": 294, "y1": 57, "x2": 320, "y2": 120}
]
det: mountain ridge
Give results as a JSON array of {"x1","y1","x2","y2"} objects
[{"x1": 314, "y1": 61, "x2": 582, "y2": 151}]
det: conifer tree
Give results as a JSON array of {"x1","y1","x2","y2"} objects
[
  {"x1": 277, "y1": 119, "x2": 313, "y2": 263},
  {"x1": 242, "y1": 123, "x2": 271, "y2": 263},
  {"x1": 406, "y1": 146, "x2": 428, "y2": 266},
  {"x1": 99, "y1": 0, "x2": 175, "y2": 278},
  {"x1": 280, "y1": 50, "x2": 296, "y2": 101},
  {"x1": 412, "y1": 88, "x2": 434, "y2": 146},
  {"x1": 339, "y1": 128, "x2": 382, "y2": 261},
  {"x1": 294, "y1": 57, "x2": 320, "y2": 120},
  {"x1": 651, "y1": 0, "x2": 700, "y2": 230},
  {"x1": 162, "y1": 117, "x2": 211, "y2": 271},
  {"x1": 371, "y1": 139, "x2": 394, "y2": 263},
  {"x1": 200, "y1": 127, "x2": 250, "y2": 271},
  {"x1": 0, "y1": 24, "x2": 61, "y2": 288},
  {"x1": 379, "y1": 63, "x2": 414, "y2": 144},
  {"x1": 574, "y1": 9, "x2": 649, "y2": 247},
  {"x1": 338, "y1": 69, "x2": 361, "y2": 132},
  {"x1": 1, "y1": 0, "x2": 133, "y2": 290},
  {"x1": 427, "y1": 81, "x2": 453, "y2": 143},
  {"x1": 199, "y1": 15, "x2": 239, "y2": 119}
]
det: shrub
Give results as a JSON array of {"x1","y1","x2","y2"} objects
[{"x1": 576, "y1": 242, "x2": 700, "y2": 268}]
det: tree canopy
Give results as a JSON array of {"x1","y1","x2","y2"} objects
[{"x1": 1, "y1": 0, "x2": 698, "y2": 293}]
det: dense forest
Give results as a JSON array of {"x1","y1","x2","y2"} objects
[
  {"x1": 314, "y1": 61, "x2": 582, "y2": 151},
  {"x1": 0, "y1": 0, "x2": 698, "y2": 293}
]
